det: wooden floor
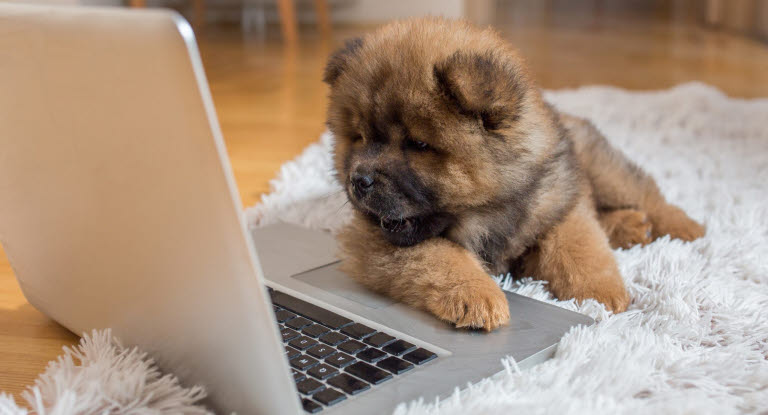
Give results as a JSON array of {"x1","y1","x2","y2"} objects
[{"x1": 2, "y1": 8, "x2": 768, "y2": 403}]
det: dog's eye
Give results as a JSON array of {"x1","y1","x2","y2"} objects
[
  {"x1": 350, "y1": 134, "x2": 363, "y2": 143},
  {"x1": 407, "y1": 139, "x2": 430, "y2": 151}
]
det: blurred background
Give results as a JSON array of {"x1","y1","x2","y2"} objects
[
  {"x1": 184, "y1": 0, "x2": 768, "y2": 206},
  {"x1": 1, "y1": 0, "x2": 768, "y2": 401}
]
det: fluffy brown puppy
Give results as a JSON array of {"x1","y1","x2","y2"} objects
[{"x1": 325, "y1": 18, "x2": 705, "y2": 331}]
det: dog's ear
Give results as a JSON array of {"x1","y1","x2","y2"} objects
[
  {"x1": 324, "y1": 37, "x2": 364, "y2": 85},
  {"x1": 433, "y1": 52, "x2": 526, "y2": 131}
]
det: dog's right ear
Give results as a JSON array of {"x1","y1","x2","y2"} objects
[{"x1": 323, "y1": 37, "x2": 364, "y2": 85}]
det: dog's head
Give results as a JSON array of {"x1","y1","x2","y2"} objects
[{"x1": 325, "y1": 18, "x2": 557, "y2": 246}]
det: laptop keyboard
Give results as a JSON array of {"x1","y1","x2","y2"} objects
[{"x1": 268, "y1": 289, "x2": 437, "y2": 413}]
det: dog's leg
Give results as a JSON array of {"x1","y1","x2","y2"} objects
[
  {"x1": 559, "y1": 112, "x2": 705, "y2": 243},
  {"x1": 337, "y1": 213, "x2": 510, "y2": 331},
  {"x1": 525, "y1": 195, "x2": 630, "y2": 313}
]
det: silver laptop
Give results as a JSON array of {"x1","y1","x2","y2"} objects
[{"x1": 0, "y1": 4, "x2": 593, "y2": 414}]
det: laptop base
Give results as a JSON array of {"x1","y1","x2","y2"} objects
[{"x1": 252, "y1": 222, "x2": 594, "y2": 414}]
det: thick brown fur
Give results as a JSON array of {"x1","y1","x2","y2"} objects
[{"x1": 324, "y1": 18, "x2": 705, "y2": 331}]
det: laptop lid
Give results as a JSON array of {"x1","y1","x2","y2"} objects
[{"x1": 0, "y1": 4, "x2": 300, "y2": 413}]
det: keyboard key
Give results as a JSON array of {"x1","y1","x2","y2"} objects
[
  {"x1": 319, "y1": 332, "x2": 348, "y2": 346},
  {"x1": 345, "y1": 361, "x2": 393, "y2": 385},
  {"x1": 290, "y1": 355, "x2": 319, "y2": 371},
  {"x1": 306, "y1": 344, "x2": 336, "y2": 359},
  {"x1": 313, "y1": 388, "x2": 346, "y2": 406},
  {"x1": 340, "y1": 323, "x2": 376, "y2": 339},
  {"x1": 357, "y1": 348, "x2": 388, "y2": 363},
  {"x1": 377, "y1": 356, "x2": 414, "y2": 374},
  {"x1": 364, "y1": 332, "x2": 395, "y2": 348},
  {"x1": 285, "y1": 346, "x2": 301, "y2": 359},
  {"x1": 338, "y1": 340, "x2": 366, "y2": 354},
  {"x1": 281, "y1": 327, "x2": 300, "y2": 342},
  {"x1": 292, "y1": 369, "x2": 306, "y2": 382},
  {"x1": 383, "y1": 340, "x2": 417, "y2": 356},
  {"x1": 289, "y1": 336, "x2": 318, "y2": 351},
  {"x1": 308, "y1": 363, "x2": 338, "y2": 380},
  {"x1": 274, "y1": 309, "x2": 297, "y2": 323},
  {"x1": 296, "y1": 378, "x2": 325, "y2": 395},
  {"x1": 327, "y1": 373, "x2": 370, "y2": 395},
  {"x1": 403, "y1": 348, "x2": 438, "y2": 365},
  {"x1": 270, "y1": 291, "x2": 354, "y2": 329},
  {"x1": 286, "y1": 317, "x2": 313, "y2": 330},
  {"x1": 325, "y1": 352, "x2": 356, "y2": 368},
  {"x1": 301, "y1": 398, "x2": 323, "y2": 413},
  {"x1": 302, "y1": 324, "x2": 331, "y2": 338}
]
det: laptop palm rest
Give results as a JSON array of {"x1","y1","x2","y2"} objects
[
  {"x1": 293, "y1": 262, "x2": 397, "y2": 309},
  {"x1": 251, "y1": 222, "x2": 593, "y2": 346}
]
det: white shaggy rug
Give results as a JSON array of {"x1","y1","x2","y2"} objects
[
  {"x1": 3, "y1": 83, "x2": 768, "y2": 414},
  {"x1": 0, "y1": 330, "x2": 212, "y2": 415}
]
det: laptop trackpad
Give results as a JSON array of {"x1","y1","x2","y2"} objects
[{"x1": 292, "y1": 262, "x2": 396, "y2": 309}]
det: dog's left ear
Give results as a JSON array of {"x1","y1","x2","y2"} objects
[
  {"x1": 433, "y1": 52, "x2": 526, "y2": 131},
  {"x1": 324, "y1": 37, "x2": 364, "y2": 85}
]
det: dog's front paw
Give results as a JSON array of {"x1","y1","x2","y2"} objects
[
  {"x1": 546, "y1": 262, "x2": 631, "y2": 313},
  {"x1": 553, "y1": 281, "x2": 630, "y2": 313},
  {"x1": 590, "y1": 285, "x2": 630, "y2": 313},
  {"x1": 427, "y1": 278, "x2": 510, "y2": 331},
  {"x1": 649, "y1": 203, "x2": 705, "y2": 242}
]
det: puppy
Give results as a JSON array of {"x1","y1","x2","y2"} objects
[{"x1": 324, "y1": 18, "x2": 705, "y2": 331}]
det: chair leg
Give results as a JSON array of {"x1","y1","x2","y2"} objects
[
  {"x1": 277, "y1": 0, "x2": 298, "y2": 43},
  {"x1": 313, "y1": 0, "x2": 330, "y2": 34},
  {"x1": 192, "y1": 0, "x2": 206, "y2": 28}
]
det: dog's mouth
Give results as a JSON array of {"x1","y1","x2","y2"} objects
[
  {"x1": 350, "y1": 196, "x2": 454, "y2": 246},
  {"x1": 372, "y1": 211, "x2": 455, "y2": 247},
  {"x1": 379, "y1": 216, "x2": 415, "y2": 233}
]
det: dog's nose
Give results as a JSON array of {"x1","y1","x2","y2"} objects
[{"x1": 351, "y1": 173, "x2": 374, "y2": 193}]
